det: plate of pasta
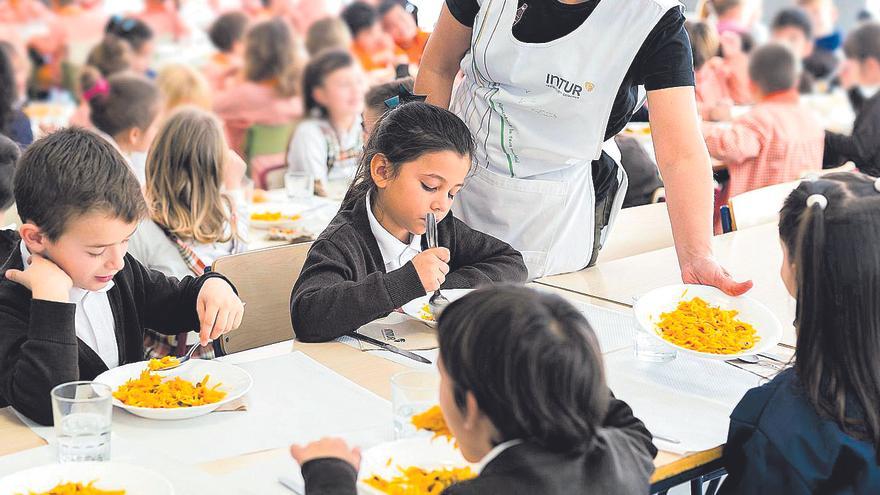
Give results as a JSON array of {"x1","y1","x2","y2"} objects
[
  {"x1": 93, "y1": 359, "x2": 252, "y2": 420},
  {"x1": 358, "y1": 437, "x2": 474, "y2": 495},
  {"x1": 401, "y1": 289, "x2": 473, "y2": 327},
  {"x1": 633, "y1": 284, "x2": 783, "y2": 360},
  {"x1": 0, "y1": 462, "x2": 173, "y2": 495}
]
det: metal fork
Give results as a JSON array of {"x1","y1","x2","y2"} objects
[
  {"x1": 153, "y1": 342, "x2": 200, "y2": 371},
  {"x1": 425, "y1": 213, "x2": 450, "y2": 316}
]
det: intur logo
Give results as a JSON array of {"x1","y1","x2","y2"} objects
[{"x1": 545, "y1": 73, "x2": 592, "y2": 98}]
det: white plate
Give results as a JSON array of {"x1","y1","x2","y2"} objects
[
  {"x1": 0, "y1": 462, "x2": 174, "y2": 495},
  {"x1": 633, "y1": 284, "x2": 783, "y2": 360},
  {"x1": 358, "y1": 437, "x2": 473, "y2": 495},
  {"x1": 401, "y1": 289, "x2": 474, "y2": 327},
  {"x1": 93, "y1": 359, "x2": 252, "y2": 420},
  {"x1": 249, "y1": 203, "x2": 304, "y2": 230}
]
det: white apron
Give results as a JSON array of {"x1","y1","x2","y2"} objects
[{"x1": 450, "y1": 0, "x2": 681, "y2": 278}]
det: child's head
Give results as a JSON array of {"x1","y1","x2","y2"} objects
[
  {"x1": 105, "y1": 16, "x2": 154, "y2": 74},
  {"x1": 145, "y1": 106, "x2": 238, "y2": 245},
  {"x1": 346, "y1": 102, "x2": 473, "y2": 236},
  {"x1": 156, "y1": 63, "x2": 212, "y2": 113},
  {"x1": 797, "y1": 0, "x2": 836, "y2": 38},
  {"x1": 771, "y1": 8, "x2": 814, "y2": 59},
  {"x1": 844, "y1": 22, "x2": 880, "y2": 86},
  {"x1": 0, "y1": 134, "x2": 19, "y2": 214},
  {"x1": 778, "y1": 172, "x2": 880, "y2": 457},
  {"x1": 748, "y1": 42, "x2": 799, "y2": 98},
  {"x1": 378, "y1": 0, "x2": 418, "y2": 47},
  {"x1": 436, "y1": 286, "x2": 609, "y2": 461},
  {"x1": 84, "y1": 35, "x2": 133, "y2": 78},
  {"x1": 14, "y1": 128, "x2": 147, "y2": 291},
  {"x1": 244, "y1": 18, "x2": 302, "y2": 98},
  {"x1": 700, "y1": 0, "x2": 759, "y2": 26},
  {"x1": 305, "y1": 17, "x2": 353, "y2": 58},
  {"x1": 363, "y1": 76, "x2": 413, "y2": 134},
  {"x1": 342, "y1": 2, "x2": 386, "y2": 53},
  {"x1": 303, "y1": 50, "x2": 365, "y2": 119},
  {"x1": 0, "y1": 43, "x2": 17, "y2": 138},
  {"x1": 685, "y1": 20, "x2": 720, "y2": 71},
  {"x1": 80, "y1": 68, "x2": 162, "y2": 153},
  {"x1": 208, "y1": 11, "x2": 249, "y2": 56}
]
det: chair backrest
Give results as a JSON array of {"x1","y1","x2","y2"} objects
[
  {"x1": 243, "y1": 122, "x2": 297, "y2": 161},
  {"x1": 598, "y1": 202, "x2": 673, "y2": 263},
  {"x1": 211, "y1": 241, "x2": 312, "y2": 355},
  {"x1": 728, "y1": 180, "x2": 801, "y2": 231}
]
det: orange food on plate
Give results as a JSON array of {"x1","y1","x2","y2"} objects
[
  {"x1": 19, "y1": 480, "x2": 125, "y2": 495},
  {"x1": 655, "y1": 297, "x2": 760, "y2": 354},
  {"x1": 411, "y1": 405, "x2": 452, "y2": 442},
  {"x1": 364, "y1": 466, "x2": 475, "y2": 495},
  {"x1": 112, "y1": 370, "x2": 226, "y2": 408}
]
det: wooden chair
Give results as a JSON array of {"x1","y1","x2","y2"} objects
[
  {"x1": 211, "y1": 242, "x2": 312, "y2": 355},
  {"x1": 597, "y1": 202, "x2": 673, "y2": 264},
  {"x1": 243, "y1": 122, "x2": 297, "y2": 189}
]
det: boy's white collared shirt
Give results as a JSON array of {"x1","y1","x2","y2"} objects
[
  {"x1": 365, "y1": 192, "x2": 422, "y2": 272},
  {"x1": 19, "y1": 242, "x2": 119, "y2": 368},
  {"x1": 476, "y1": 439, "x2": 523, "y2": 474}
]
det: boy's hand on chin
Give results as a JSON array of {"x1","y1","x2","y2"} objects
[
  {"x1": 196, "y1": 278, "x2": 245, "y2": 346},
  {"x1": 5, "y1": 253, "x2": 73, "y2": 303}
]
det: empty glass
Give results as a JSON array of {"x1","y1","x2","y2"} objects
[
  {"x1": 51, "y1": 381, "x2": 112, "y2": 462},
  {"x1": 391, "y1": 370, "x2": 439, "y2": 440},
  {"x1": 284, "y1": 171, "x2": 315, "y2": 200},
  {"x1": 634, "y1": 332, "x2": 677, "y2": 363}
]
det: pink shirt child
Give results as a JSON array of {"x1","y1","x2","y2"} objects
[{"x1": 213, "y1": 81, "x2": 303, "y2": 155}]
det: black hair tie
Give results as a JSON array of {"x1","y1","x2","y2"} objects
[{"x1": 384, "y1": 85, "x2": 427, "y2": 109}]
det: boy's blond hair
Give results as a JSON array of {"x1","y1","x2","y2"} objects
[
  {"x1": 145, "y1": 107, "x2": 240, "y2": 245},
  {"x1": 306, "y1": 17, "x2": 353, "y2": 57},
  {"x1": 157, "y1": 64, "x2": 212, "y2": 113}
]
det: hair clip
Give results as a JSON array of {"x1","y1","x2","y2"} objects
[
  {"x1": 806, "y1": 193, "x2": 828, "y2": 210},
  {"x1": 383, "y1": 85, "x2": 427, "y2": 109},
  {"x1": 82, "y1": 78, "x2": 110, "y2": 102},
  {"x1": 874, "y1": 177, "x2": 880, "y2": 193}
]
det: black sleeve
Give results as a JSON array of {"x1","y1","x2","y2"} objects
[
  {"x1": 130, "y1": 256, "x2": 236, "y2": 335},
  {"x1": 445, "y1": 0, "x2": 479, "y2": 27},
  {"x1": 824, "y1": 110, "x2": 880, "y2": 176},
  {"x1": 604, "y1": 391, "x2": 658, "y2": 459},
  {"x1": 290, "y1": 239, "x2": 426, "y2": 343},
  {"x1": 442, "y1": 216, "x2": 528, "y2": 288},
  {"x1": 630, "y1": 7, "x2": 695, "y2": 91},
  {"x1": 0, "y1": 299, "x2": 79, "y2": 426},
  {"x1": 301, "y1": 458, "x2": 359, "y2": 495}
]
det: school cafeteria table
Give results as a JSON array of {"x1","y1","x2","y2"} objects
[
  {"x1": 538, "y1": 222, "x2": 796, "y2": 347},
  {"x1": 0, "y1": 286, "x2": 734, "y2": 495}
]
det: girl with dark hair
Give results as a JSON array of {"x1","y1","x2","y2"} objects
[
  {"x1": 287, "y1": 50, "x2": 366, "y2": 197},
  {"x1": 105, "y1": 16, "x2": 155, "y2": 76},
  {"x1": 290, "y1": 286, "x2": 657, "y2": 494},
  {"x1": 720, "y1": 172, "x2": 880, "y2": 493},
  {"x1": 290, "y1": 102, "x2": 527, "y2": 342}
]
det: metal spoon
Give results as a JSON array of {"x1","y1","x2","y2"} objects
[{"x1": 425, "y1": 213, "x2": 450, "y2": 317}]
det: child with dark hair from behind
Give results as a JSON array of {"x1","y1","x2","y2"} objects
[
  {"x1": 291, "y1": 286, "x2": 657, "y2": 494},
  {"x1": 703, "y1": 42, "x2": 824, "y2": 210},
  {"x1": 204, "y1": 11, "x2": 249, "y2": 92},
  {"x1": 290, "y1": 102, "x2": 527, "y2": 342},
  {"x1": 719, "y1": 172, "x2": 880, "y2": 493},
  {"x1": 362, "y1": 76, "x2": 413, "y2": 135},
  {"x1": 0, "y1": 128, "x2": 244, "y2": 424},
  {"x1": 770, "y1": 7, "x2": 816, "y2": 93}
]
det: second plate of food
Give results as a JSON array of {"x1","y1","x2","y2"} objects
[
  {"x1": 358, "y1": 436, "x2": 474, "y2": 495},
  {"x1": 401, "y1": 289, "x2": 474, "y2": 326},
  {"x1": 94, "y1": 359, "x2": 252, "y2": 420},
  {"x1": 633, "y1": 284, "x2": 783, "y2": 360}
]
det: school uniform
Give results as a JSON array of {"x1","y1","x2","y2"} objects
[
  {"x1": 289, "y1": 193, "x2": 527, "y2": 342},
  {"x1": 299, "y1": 395, "x2": 657, "y2": 494},
  {"x1": 720, "y1": 368, "x2": 879, "y2": 494},
  {"x1": 286, "y1": 117, "x2": 364, "y2": 189},
  {"x1": 397, "y1": 29, "x2": 431, "y2": 65},
  {"x1": 695, "y1": 58, "x2": 733, "y2": 121},
  {"x1": 824, "y1": 89, "x2": 880, "y2": 177},
  {"x1": 444, "y1": 0, "x2": 694, "y2": 278},
  {"x1": 0, "y1": 233, "x2": 235, "y2": 425},
  {"x1": 202, "y1": 53, "x2": 242, "y2": 93}
]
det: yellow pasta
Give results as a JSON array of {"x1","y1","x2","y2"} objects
[
  {"x1": 147, "y1": 356, "x2": 179, "y2": 371},
  {"x1": 113, "y1": 370, "x2": 226, "y2": 408},
  {"x1": 655, "y1": 297, "x2": 760, "y2": 354},
  {"x1": 19, "y1": 481, "x2": 124, "y2": 495},
  {"x1": 410, "y1": 405, "x2": 452, "y2": 442},
  {"x1": 418, "y1": 304, "x2": 434, "y2": 322},
  {"x1": 364, "y1": 466, "x2": 475, "y2": 495}
]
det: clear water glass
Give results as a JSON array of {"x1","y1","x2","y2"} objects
[
  {"x1": 284, "y1": 171, "x2": 315, "y2": 200},
  {"x1": 391, "y1": 370, "x2": 439, "y2": 440},
  {"x1": 51, "y1": 381, "x2": 112, "y2": 462},
  {"x1": 635, "y1": 332, "x2": 677, "y2": 363}
]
